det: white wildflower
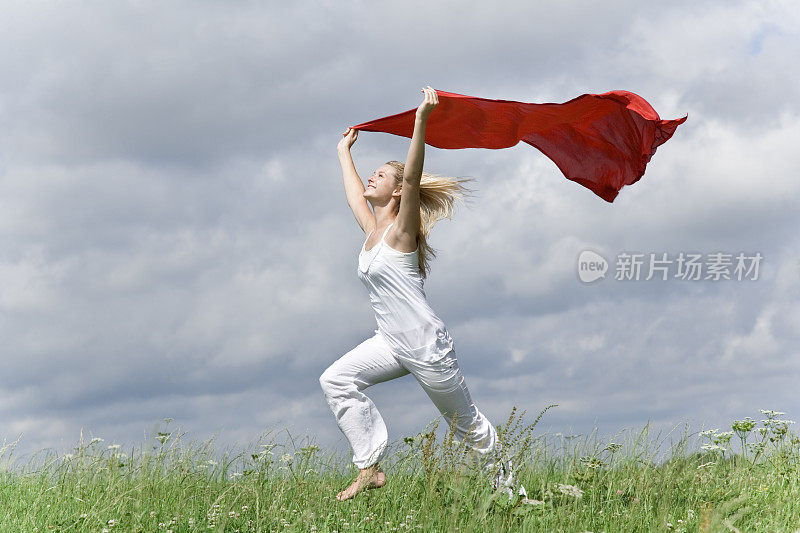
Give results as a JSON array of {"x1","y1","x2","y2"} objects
[
  {"x1": 555, "y1": 483, "x2": 584, "y2": 498},
  {"x1": 521, "y1": 498, "x2": 545, "y2": 505}
]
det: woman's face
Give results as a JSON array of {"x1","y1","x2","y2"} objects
[{"x1": 363, "y1": 164, "x2": 400, "y2": 202}]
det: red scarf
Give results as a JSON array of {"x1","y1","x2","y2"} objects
[{"x1": 351, "y1": 89, "x2": 687, "y2": 202}]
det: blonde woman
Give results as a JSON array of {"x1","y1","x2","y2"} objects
[{"x1": 320, "y1": 86, "x2": 519, "y2": 501}]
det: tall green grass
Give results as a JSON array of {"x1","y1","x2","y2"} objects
[{"x1": 0, "y1": 407, "x2": 797, "y2": 532}]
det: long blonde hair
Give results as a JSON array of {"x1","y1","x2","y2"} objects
[{"x1": 385, "y1": 161, "x2": 476, "y2": 279}]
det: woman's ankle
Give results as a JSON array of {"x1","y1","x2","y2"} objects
[{"x1": 362, "y1": 463, "x2": 381, "y2": 473}]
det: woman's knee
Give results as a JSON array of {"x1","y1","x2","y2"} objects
[
  {"x1": 319, "y1": 364, "x2": 354, "y2": 398},
  {"x1": 319, "y1": 366, "x2": 339, "y2": 396}
]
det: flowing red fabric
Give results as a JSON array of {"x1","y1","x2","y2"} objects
[{"x1": 351, "y1": 89, "x2": 687, "y2": 202}]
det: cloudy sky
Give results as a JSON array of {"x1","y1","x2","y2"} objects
[{"x1": 1, "y1": 0, "x2": 798, "y2": 464}]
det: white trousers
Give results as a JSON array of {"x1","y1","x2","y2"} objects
[{"x1": 320, "y1": 330, "x2": 498, "y2": 470}]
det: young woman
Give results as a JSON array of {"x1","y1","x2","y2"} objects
[{"x1": 320, "y1": 86, "x2": 513, "y2": 501}]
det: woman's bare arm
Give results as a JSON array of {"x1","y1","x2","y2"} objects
[
  {"x1": 395, "y1": 86, "x2": 438, "y2": 240},
  {"x1": 338, "y1": 128, "x2": 374, "y2": 234}
]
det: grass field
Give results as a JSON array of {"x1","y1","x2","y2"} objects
[{"x1": 1, "y1": 406, "x2": 798, "y2": 532}]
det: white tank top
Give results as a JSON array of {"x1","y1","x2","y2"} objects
[{"x1": 358, "y1": 221, "x2": 455, "y2": 361}]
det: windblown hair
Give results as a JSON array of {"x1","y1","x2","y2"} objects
[{"x1": 385, "y1": 161, "x2": 476, "y2": 279}]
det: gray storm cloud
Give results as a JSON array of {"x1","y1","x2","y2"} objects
[{"x1": 1, "y1": 0, "x2": 798, "y2": 460}]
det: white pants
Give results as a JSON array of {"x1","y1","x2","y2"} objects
[{"x1": 319, "y1": 330, "x2": 498, "y2": 470}]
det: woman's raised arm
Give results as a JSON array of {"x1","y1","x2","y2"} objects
[
  {"x1": 338, "y1": 128, "x2": 374, "y2": 234},
  {"x1": 395, "y1": 86, "x2": 438, "y2": 237}
]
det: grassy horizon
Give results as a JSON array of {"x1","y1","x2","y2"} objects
[{"x1": 1, "y1": 406, "x2": 798, "y2": 532}]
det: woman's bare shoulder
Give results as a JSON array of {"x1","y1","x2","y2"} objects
[
  {"x1": 359, "y1": 216, "x2": 376, "y2": 236},
  {"x1": 385, "y1": 222, "x2": 418, "y2": 253}
]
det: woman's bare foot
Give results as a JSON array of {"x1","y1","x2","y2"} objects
[{"x1": 336, "y1": 464, "x2": 386, "y2": 501}]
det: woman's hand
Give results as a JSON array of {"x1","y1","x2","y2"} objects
[
  {"x1": 338, "y1": 127, "x2": 358, "y2": 153},
  {"x1": 416, "y1": 85, "x2": 439, "y2": 120}
]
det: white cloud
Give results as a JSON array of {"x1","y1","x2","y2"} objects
[{"x1": 0, "y1": 0, "x2": 799, "y2": 460}]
